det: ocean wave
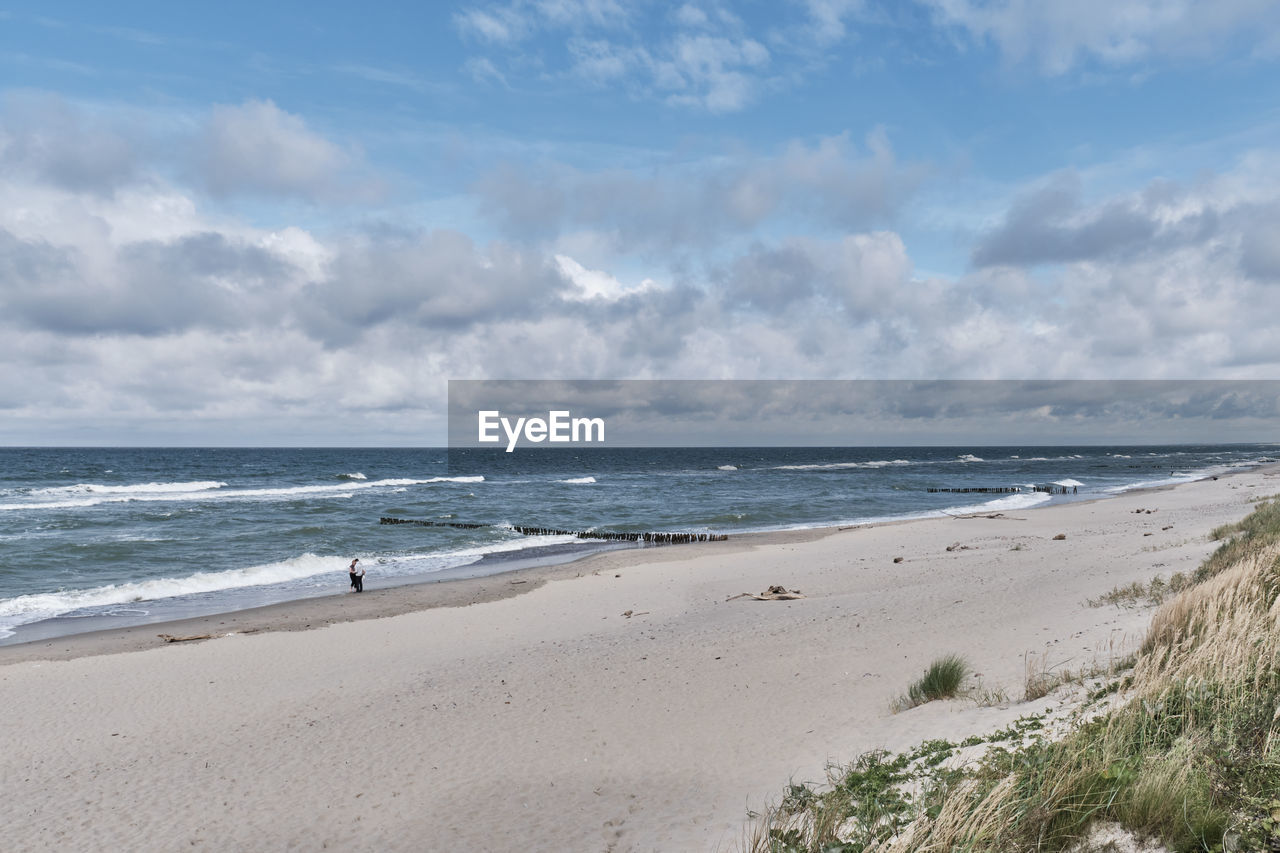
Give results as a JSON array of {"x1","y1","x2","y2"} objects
[
  {"x1": 32, "y1": 480, "x2": 227, "y2": 496},
  {"x1": 559, "y1": 477, "x2": 596, "y2": 484},
  {"x1": 0, "y1": 553, "x2": 347, "y2": 638},
  {"x1": 0, "y1": 531, "x2": 577, "y2": 638},
  {"x1": 1054, "y1": 479, "x2": 1085, "y2": 488},
  {"x1": 774, "y1": 459, "x2": 913, "y2": 470},
  {"x1": 338, "y1": 472, "x2": 367, "y2": 480},
  {"x1": 957, "y1": 454, "x2": 984, "y2": 462},
  {"x1": 0, "y1": 475, "x2": 484, "y2": 512},
  {"x1": 951, "y1": 491, "x2": 1053, "y2": 513},
  {"x1": 717, "y1": 465, "x2": 738, "y2": 471}
]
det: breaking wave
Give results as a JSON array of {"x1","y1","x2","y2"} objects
[{"x1": 0, "y1": 476, "x2": 485, "y2": 512}]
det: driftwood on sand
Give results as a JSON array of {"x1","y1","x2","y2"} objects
[
  {"x1": 157, "y1": 628, "x2": 260, "y2": 644},
  {"x1": 158, "y1": 633, "x2": 214, "y2": 643},
  {"x1": 726, "y1": 585, "x2": 805, "y2": 602}
]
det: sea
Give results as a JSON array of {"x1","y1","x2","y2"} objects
[{"x1": 0, "y1": 444, "x2": 1274, "y2": 645}]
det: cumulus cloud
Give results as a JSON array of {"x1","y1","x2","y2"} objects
[
  {"x1": 0, "y1": 227, "x2": 302, "y2": 337},
  {"x1": 4, "y1": 92, "x2": 1280, "y2": 442},
  {"x1": 555, "y1": 253, "x2": 659, "y2": 300},
  {"x1": 1240, "y1": 213, "x2": 1280, "y2": 280},
  {"x1": 0, "y1": 92, "x2": 141, "y2": 195},
  {"x1": 196, "y1": 100, "x2": 382, "y2": 202},
  {"x1": 475, "y1": 128, "x2": 926, "y2": 250},
  {"x1": 925, "y1": 0, "x2": 1280, "y2": 74},
  {"x1": 296, "y1": 229, "x2": 572, "y2": 341},
  {"x1": 969, "y1": 164, "x2": 1280, "y2": 283},
  {"x1": 0, "y1": 94, "x2": 383, "y2": 205}
]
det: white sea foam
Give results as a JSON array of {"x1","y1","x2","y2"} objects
[
  {"x1": 32, "y1": 480, "x2": 227, "y2": 496},
  {"x1": 0, "y1": 553, "x2": 346, "y2": 638},
  {"x1": 774, "y1": 460, "x2": 913, "y2": 470},
  {"x1": 957, "y1": 454, "x2": 984, "y2": 462},
  {"x1": 559, "y1": 477, "x2": 596, "y2": 484},
  {"x1": 717, "y1": 465, "x2": 738, "y2": 471},
  {"x1": 338, "y1": 472, "x2": 367, "y2": 480},
  {"x1": 1054, "y1": 479, "x2": 1085, "y2": 488},
  {"x1": 950, "y1": 491, "x2": 1053, "y2": 513},
  {"x1": 0, "y1": 528, "x2": 583, "y2": 638},
  {"x1": 984, "y1": 492, "x2": 1052, "y2": 511},
  {"x1": 0, "y1": 475, "x2": 484, "y2": 512}
]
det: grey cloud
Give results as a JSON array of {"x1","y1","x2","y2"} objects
[
  {"x1": 972, "y1": 173, "x2": 1218, "y2": 268},
  {"x1": 195, "y1": 100, "x2": 383, "y2": 203},
  {"x1": 0, "y1": 95, "x2": 386, "y2": 205},
  {"x1": 0, "y1": 92, "x2": 140, "y2": 195},
  {"x1": 297, "y1": 229, "x2": 572, "y2": 341},
  {"x1": 476, "y1": 129, "x2": 925, "y2": 251},
  {"x1": 715, "y1": 231, "x2": 912, "y2": 314},
  {"x1": 716, "y1": 242, "x2": 821, "y2": 310},
  {"x1": 1, "y1": 229, "x2": 296, "y2": 336},
  {"x1": 1239, "y1": 208, "x2": 1280, "y2": 280}
]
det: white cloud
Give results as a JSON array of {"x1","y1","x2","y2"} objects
[
  {"x1": 926, "y1": 0, "x2": 1280, "y2": 74},
  {"x1": 800, "y1": 0, "x2": 866, "y2": 46},
  {"x1": 454, "y1": 6, "x2": 532, "y2": 43},
  {"x1": 474, "y1": 128, "x2": 927, "y2": 249},
  {"x1": 197, "y1": 100, "x2": 381, "y2": 202},
  {"x1": 656, "y1": 34, "x2": 770, "y2": 112},
  {"x1": 555, "y1": 253, "x2": 659, "y2": 300},
  {"x1": 0, "y1": 92, "x2": 141, "y2": 195},
  {"x1": 456, "y1": 1, "x2": 841, "y2": 112},
  {"x1": 4, "y1": 89, "x2": 1280, "y2": 442}
]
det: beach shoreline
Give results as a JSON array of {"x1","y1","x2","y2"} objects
[
  {"x1": 3, "y1": 464, "x2": 1277, "y2": 851},
  {"x1": 0, "y1": 475, "x2": 1192, "y2": 665}
]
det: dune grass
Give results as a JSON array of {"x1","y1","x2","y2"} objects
[
  {"x1": 1196, "y1": 495, "x2": 1280, "y2": 581},
  {"x1": 1086, "y1": 571, "x2": 1189, "y2": 609},
  {"x1": 895, "y1": 654, "x2": 969, "y2": 712},
  {"x1": 744, "y1": 498, "x2": 1280, "y2": 852}
]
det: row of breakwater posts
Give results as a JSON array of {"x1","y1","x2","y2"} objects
[
  {"x1": 379, "y1": 516, "x2": 729, "y2": 545},
  {"x1": 927, "y1": 484, "x2": 1078, "y2": 495}
]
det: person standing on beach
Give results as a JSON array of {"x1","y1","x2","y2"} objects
[{"x1": 348, "y1": 558, "x2": 364, "y2": 593}]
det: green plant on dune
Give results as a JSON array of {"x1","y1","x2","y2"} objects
[
  {"x1": 894, "y1": 654, "x2": 969, "y2": 712},
  {"x1": 1196, "y1": 496, "x2": 1280, "y2": 581}
]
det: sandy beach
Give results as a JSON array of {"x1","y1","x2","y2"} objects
[{"x1": 3, "y1": 466, "x2": 1276, "y2": 852}]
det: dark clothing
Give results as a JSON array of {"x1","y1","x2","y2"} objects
[{"x1": 350, "y1": 571, "x2": 364, "y2": 592}]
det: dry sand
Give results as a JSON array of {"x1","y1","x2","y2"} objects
[{"x1": 3, "y1": 466, "x2": 1277, "y2": 852}]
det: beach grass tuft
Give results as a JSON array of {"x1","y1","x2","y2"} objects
[
  {"x1": 894, "y1": 654, "x2": 969, "y2": 712},
  {"x1": 1086, "y1": 571, "x2": 1188, "y2": 608}
]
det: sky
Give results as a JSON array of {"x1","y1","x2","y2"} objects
[{"x1": 1, "y1": 1, "x2": 1279, "y2": 445}]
